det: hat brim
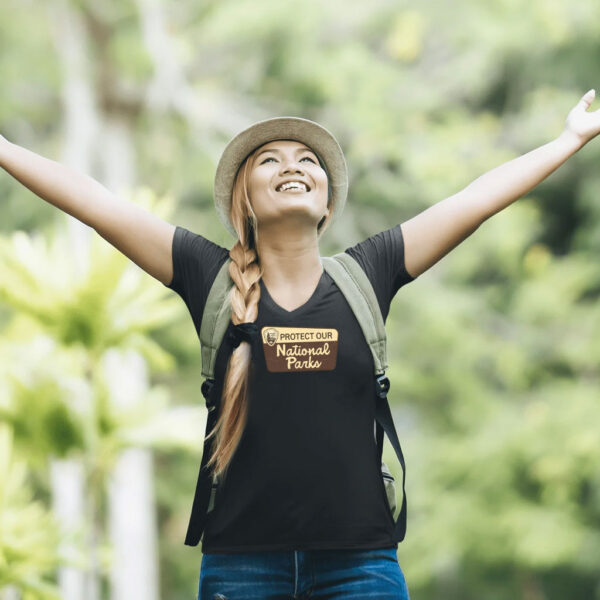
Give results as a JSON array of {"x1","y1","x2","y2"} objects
[{"x1": 213, "y1": 116, "x2": 348, "y2": 239}]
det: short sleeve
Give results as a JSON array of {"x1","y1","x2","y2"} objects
[
  {"x1": 163, "y1": 225, "x2": 230, "y2": 333},
  {"x1": 344, "y1": 223, "x2": 416, "y2": 322}
]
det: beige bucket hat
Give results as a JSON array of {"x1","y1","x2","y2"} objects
[{"x1": 213, "y1": 116, "x2": 349, "y2": 238}]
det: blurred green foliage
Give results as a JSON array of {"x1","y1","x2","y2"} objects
[{"x1": 0, "y1": 424, "x2": 61, "y2": 600}]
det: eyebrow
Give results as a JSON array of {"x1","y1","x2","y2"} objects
[{"x1": 255, "y1": 146, "x2": 316, "y2": 159}]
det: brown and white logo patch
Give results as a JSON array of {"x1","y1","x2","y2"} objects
[{"x1": 261, "y1": 326, "x2": 338, "y2": 372}]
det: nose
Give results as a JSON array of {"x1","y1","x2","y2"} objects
[{"x1": 280, "y1": 159, "x2": 305, "y2": 175}]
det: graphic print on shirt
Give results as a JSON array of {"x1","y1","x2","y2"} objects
[{"x1": 261, "y1": 326, "x2": 338, "y2": 372}]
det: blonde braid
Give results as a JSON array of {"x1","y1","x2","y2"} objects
[{"x1": 204, "y1": 154, "x2": 262, "y2": 481}]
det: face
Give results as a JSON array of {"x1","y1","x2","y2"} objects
[{"x1": 246, "y1": 139, "x2": 330, "y2": 233}]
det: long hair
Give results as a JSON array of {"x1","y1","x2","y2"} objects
[{"x1": 204, "y1": 141, "x2": 333, "y2": 482}]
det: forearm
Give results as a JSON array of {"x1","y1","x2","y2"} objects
[
  {"x1": 0, "y1": 138, "x2": 116, "y2": 225},
  {"x1": 460, "y1": 130, "x2": 584, "y2": 223}
]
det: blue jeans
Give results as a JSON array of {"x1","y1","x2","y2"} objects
[{"x1": 198, "y1": 547, "x2": 410, "y2": 599}]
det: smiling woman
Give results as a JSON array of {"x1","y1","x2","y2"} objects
[{"x1": 163, "y1": 116, "x2": 413, "y2": 599}]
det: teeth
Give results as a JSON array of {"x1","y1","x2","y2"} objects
[{"x1": 277, "y1": 182, "x2": 308, "y2": 192}]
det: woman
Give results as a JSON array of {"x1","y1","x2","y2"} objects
[
  {"x1": 169, "y1": 116, "x2": 413, "y2": 599},
  {"x1": 1, "y1": 90, "x2": 598, "y2": 599}
]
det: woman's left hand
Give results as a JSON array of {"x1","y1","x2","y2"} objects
[{"x1": 562, "y1": 89, "x2": 600, "y2": 150}]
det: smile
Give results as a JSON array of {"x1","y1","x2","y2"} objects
[{"x1": 275, "y1": 181, "x2": 310, "y2": 192}]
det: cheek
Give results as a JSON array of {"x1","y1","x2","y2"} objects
[
  {"x1": 246, "y1": 186, "x2": 270, "y2": 213},
  {"x1": 248, "y1": 173, "x2": 271, "y2": 197}
]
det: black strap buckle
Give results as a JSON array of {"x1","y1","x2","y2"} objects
[
  {"x1": 375, "y1": 373, "x2": 390, "y2": 399},
  {"x1": 201, "y1": 378, "x2": 217, "y2": 412}
]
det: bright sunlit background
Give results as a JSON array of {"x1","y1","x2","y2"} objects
[{"x1": 1, "y1": 1, "x2": 599, "y2": 599}]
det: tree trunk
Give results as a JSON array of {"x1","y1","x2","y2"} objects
[
  {"x1": 49, "y1": 458, "x2": 92, "y2": 600},
  {"x1": 47, "y1": 0, "x2": 101, "y2": 597},
  {"x1": 104, "y1": 348, "x2": 160, "y2": 600}
]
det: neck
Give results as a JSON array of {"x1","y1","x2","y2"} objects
[{"x1": 255, "y1": 222, "x2": 323, "y2": 289}]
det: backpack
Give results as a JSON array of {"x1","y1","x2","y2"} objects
[{"x1": 184, "y1": 251, "x2": 408, "y2": 547}]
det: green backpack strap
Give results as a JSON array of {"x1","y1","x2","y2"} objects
[
  {"x1": 323, "y1": 253, "x2": 407, "y2": 539},
  {"x1": 321, "y1": 253, "x2": 388, "y2": 376},
  {"x1": 200, "y1": 258, "x2": 234, "y2": 380},
  {"x1": 196, "y1": 257, "x2": 234, "y2": 521}
]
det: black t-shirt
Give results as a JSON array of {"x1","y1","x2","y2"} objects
[{"x1": 163, "y1": 224, "x2": 416, "y2": 553}]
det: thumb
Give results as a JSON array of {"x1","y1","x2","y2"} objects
[{"x1": 578, "y1": 88, "x2": 595, "y2": 109}]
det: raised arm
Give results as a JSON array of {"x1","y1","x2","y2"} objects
[
  {"x1": 401, "y1": 89, "x2": 600, "y2": 279},
  {"x1": 0, "y1": 134, "x2": 175, "y2": 286}
]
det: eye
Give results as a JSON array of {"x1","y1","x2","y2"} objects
[{"x1": 260, "y1": 155, "x2": 316, "y2": 164}]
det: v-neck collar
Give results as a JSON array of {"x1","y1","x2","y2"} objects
[{"x1": 260, "y1": 268, "x2": 327, "y2": 316}]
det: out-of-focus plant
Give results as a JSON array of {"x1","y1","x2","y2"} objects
[
  {"x1": 0, "y1": 190, "x2": 205, "y2": 597},
  {"x1": 0, "y1": 423, "x2": 61, "y2": 600}
]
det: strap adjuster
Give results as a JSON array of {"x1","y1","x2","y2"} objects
[
  {"x1": 375, "y1": 373, "x2": 390, "y2": 399},
  {"x1": 201, "y1": 378, "x2": 217, "y2": 411}
]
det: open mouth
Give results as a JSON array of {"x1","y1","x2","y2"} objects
[{"x1": 275, "y1": 182, "x2": 311, "y2": 193}]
